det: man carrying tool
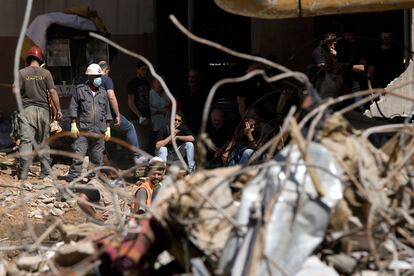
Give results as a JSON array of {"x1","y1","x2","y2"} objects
[{"x1": 15, "y1": 46, "x2": 62, "y2": 180}]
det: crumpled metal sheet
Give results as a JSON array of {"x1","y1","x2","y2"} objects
[
  {"x1": 217, "y1": 142, "x2": 343, "y2": 276},
  {"x1": 151, "y1": 166, "x2": 241, "y2": 261}
]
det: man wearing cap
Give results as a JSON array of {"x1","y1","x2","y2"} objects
[
  {"x1": 15, "y1": 46, "x2": 62, "y2": 180},
  {"x1": 131, "y1": 157, "x2": 166, "y2": 214},
  {"x1": 65, "y1": 63, "x2": 112, "y2": 182}
]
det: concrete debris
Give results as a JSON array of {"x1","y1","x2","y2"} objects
[
  {"x1": 50, "y1": 207, "x2": 64, "y2": 216},
  {"x1": 326, "y1": 254, "x2": 358, "y2": 275},
  {"x1": 16, "y1": 255, "x2": 43, "y2": 272},
  {"x1": 295, "y1": 256, "x2": 340, "y2": 276},
  {"x1": 41, "y1": 196, "x2": 55, "y2": 204},
  {"x1": 54, "y1": 241, "x2": 95, "y2": 267}
]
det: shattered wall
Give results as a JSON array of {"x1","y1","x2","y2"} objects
[{"x1": 366, "y1": 9, "x2": 414, "y2": 118}]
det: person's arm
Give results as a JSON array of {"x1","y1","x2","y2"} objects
[
  {"x1": 69, "y1": 89, "x2": 79, "y2": 120},
  {"x1": 49, "y1": 88, "x2": 62, "y2": 119},
  {"x1": 175, "y1": 125, "x2": 195, "y2": 142},
  {"x1": 134, "y1": 188, "x2": 148, "y2": 214},
  {"x1": 107, "y1": 89, "x2": 120, "y2": 126},
  {"x1": 243, "y1": 121, "x2": 258, "y2": 150},
  {"x1": 128, "y1": 94, "x2": 143, "y2": 118},
  {"x1": 176, "y1": 134, "x2": 195, "y2": 142},
  {"x1": 237, "y1": 96, "x2": 247, "y2": 117},
  {"x1": 77, "y1": 193, "x2": 108, "y2": 221},
  {"x1": 155, "y1": 133, "x2": 174, "y2": 150}
]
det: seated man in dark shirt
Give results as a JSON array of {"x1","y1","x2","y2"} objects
[
  {"x1": 205, "y1": 107, "x2": 234, "y2": 168},
  {"x1": 155, "y1": 112, "x2": 196, "y2": 172},
  {"x1": 224, "y1": 115, "x2": 272, "y2": 166}
]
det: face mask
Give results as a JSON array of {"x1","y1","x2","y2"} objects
[{"x1": 92, "y1": 77, "x2": 102, "y2": 88}]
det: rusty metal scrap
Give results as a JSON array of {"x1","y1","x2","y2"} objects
[{"x1": 214, "y1": 0, "x2": 414, "y2": 18}]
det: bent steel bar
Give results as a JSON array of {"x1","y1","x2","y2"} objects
[{"x1": 214, "y1": 0, "x2": 414, "y2": 18}]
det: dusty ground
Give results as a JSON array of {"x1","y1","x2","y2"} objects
[{"x1": 0, "y1": 153, "x2": 129, "y2": 259}]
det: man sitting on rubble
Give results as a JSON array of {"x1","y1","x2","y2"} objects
[{"x1": 131, "y1": 157, "x2": 166, "y2": 214}]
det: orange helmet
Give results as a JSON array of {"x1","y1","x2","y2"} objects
[{"x1": 26, "y1": 46, "x2": 44, "y2": 64}]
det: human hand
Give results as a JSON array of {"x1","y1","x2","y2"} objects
[
  {"x1": 94, "y1": 211, "x2": 109, "y2": 221},
  {"x1": 243, "y1": 120, "x2": 254, "y2": 136},
  {"x1": 70, "y1": 122, "x2": 79, "y2": 138},
  {"x1": 352, "y1": 64, "x2": 365, "y2": 73},
  {"x1": 104, "y1": 127, "x2": 111, "y2": 141},
  {"x1": 114, "y1": 116, "x2": 121, "y2": 128},
  {"x1": 56, "y1": 110, "x2": 63, "y2": 120}
]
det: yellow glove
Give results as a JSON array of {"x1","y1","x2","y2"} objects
[
  {"x1": 104, "y1": 127, "x2": 111, "y2": 141},
  {"x1": 70, "y1": 122, "x2": 79, "y2": 138}
]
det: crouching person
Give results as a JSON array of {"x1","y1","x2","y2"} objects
[
  {"x1": 76, "y1": 178, "x2": 112, "y2": 223},
  {"x1": 66, "y1": 64, "x2": 112, "y2": 182},
  {"x1": 131, "y1": 157, "x2": 166, "y2": 214}
]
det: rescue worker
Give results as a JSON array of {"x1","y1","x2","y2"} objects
[
  {"x1": 65, "y1": 64, "x2": 112, "y2": 182},
  {"x1": 15, "y1": 46, "x2": 62, "y2": 180},
  {"x1": 131, "y1": 157, "x2": 166, "y2": 214}
]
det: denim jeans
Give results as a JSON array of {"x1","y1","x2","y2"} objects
[
  {"x1": 111, "y1": 114, "x2": 140, "y2": 158},
  {"x1": 132, "y1": 119, "x2": 152, "y2": 155},
  {"x1": 18, "y1": 106, "x2": 51, "y2": 179},
  {"x1": 157, "y1": 142, "x2": 195, "y2": 172},
  {"x1": 228, "y1": 146, "x2": 255, "y2": 166}
]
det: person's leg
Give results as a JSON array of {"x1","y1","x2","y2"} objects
[
  {"x1": 238, "y1": 148, "x2": 255, "y2": 165},
  {"x1": 36, "y1": 107, "x2": 52, "y2": 177},
  {"x1": 118, "y1": 114, "x2": 141, "y2": 157},
  {"x1": 135, "y1": 123, "x2": 151, "y2": 154},
  {"x1": 157, "y1": 146, "x2": 168, "y2": 162},
  {"x1": 88, "y1": 138, "x2": 105, "y2": 175},
  {"x1": 183, "y1": 142, "x2": 195, "y2": 172},
  {"x1": 18, "y1": 107, "x2": 36, "y2": 180},
  {"x1": 66, "y1": 136, "x2": 88, "y2": 181}
]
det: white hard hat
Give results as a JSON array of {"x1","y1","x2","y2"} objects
[
  {"x1": 85, "y1": 63, "x2": 102, "y2": 75},
  {"x1": 149, "y1": 157, "x2": 166, "y2": 169}
]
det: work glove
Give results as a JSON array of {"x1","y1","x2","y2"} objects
[
  {"x1": 104, "y1": 127, "x2": 111, "y2": 141},
  {"x1": 70, "y1": 122, "x2": 79, "y2": 138}
]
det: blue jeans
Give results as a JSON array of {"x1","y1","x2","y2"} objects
[
  {"x1": 228, "y1": 147, "x2": 254, "y2": 166},
  {"x1": 112, "y1": 114, "x2": 140, "y2": 158},
  {"x1": 158, "y1": 142, "x2": 195, "y2": 172}
]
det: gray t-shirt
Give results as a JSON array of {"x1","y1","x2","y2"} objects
[{"x1": 18, "y1": 66, "x2": 55, "y2": 110}]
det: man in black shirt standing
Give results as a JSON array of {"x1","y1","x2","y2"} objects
[
  {"x1": 368, "y1": 30, "x2": 404, "y2": 88},
  {"x1": 127, "y1": 61, "x2": 152, "y2": 153}
]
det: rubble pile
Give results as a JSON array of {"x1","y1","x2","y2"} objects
[{"x1": 1, "y1": 110, "x2": 413, "y2": 275}]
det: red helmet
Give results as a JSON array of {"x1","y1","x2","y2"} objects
[{"x1": 26, "y1": 46, "x2": 44, "y2": 63}]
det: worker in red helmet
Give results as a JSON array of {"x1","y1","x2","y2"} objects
[{"x1": 14, "y1": 45, "x2": 62, "y2": 180}]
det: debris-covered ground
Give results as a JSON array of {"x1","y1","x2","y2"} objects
[
  {"x1": 0, "y1": 113, "x2": 413, "y2": 275},
  {"x1": 1, "y1": 2, "x2": 414, "y2": 275}
]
